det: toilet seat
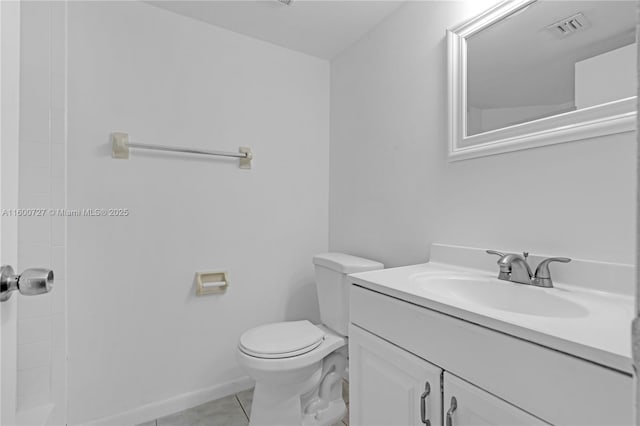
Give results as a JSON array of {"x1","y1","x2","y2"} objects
[
  {"x1": 237, "y1": 324, "x2": 346, "y2": 374},
  {"x1": 239, "y1": 320, "x2": 325, "y2": 359}
]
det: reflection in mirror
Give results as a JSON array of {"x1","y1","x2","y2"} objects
[{"x1": 466, "y1": 1, "x2": 636, "y2": 136}]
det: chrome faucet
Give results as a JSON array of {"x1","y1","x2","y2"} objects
[{"x1": 486, "y1": 250, "x2": 571, "y2": 288}]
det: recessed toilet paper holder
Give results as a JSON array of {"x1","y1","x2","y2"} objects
[{"x1": 195, "y1": 271, "x2": 228, "y2": 296}]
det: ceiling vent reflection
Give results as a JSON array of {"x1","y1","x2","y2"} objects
[{"x1": 547, "y1": 12, "x2": 590, "y2": 37}]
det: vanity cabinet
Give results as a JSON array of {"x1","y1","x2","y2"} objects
[
  {"x1": 442, "y1": 373, "x2": 545, "y2": 426},
  {"x1": 349, "y1": 325, "x2": 442, "y2": 426},
  {"x1": 349, "y1": 285, "x2": 633, "y2": 425},
  {"x1": 350, "y1": 324, "x2": 546, "y2": 426}
]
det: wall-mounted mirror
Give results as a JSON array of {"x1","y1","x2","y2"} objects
[{"x1": 447, "y1": 0, "x2": 637, "y2": 161}]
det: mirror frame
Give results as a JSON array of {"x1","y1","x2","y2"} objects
[{"x1": 447, "y1": 0, "x2": 637, "y2": 161}]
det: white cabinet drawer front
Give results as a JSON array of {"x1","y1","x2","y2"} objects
[
  {"x1": 350, "y1": 285, "x2": 633, "y2": 426},
  {"x1": 444, "y1": 372, "x2": 548, "y2": 426},
  {"x1": 349, "y1": 324, "x2": 442, "y2": 426}
]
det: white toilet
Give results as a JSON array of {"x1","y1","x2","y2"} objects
[{"x1": 237, "y1": 253, "x2": 383, "y2": 426}]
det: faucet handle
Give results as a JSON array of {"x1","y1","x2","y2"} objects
[
  {"x1": 486, "y1": 250, "x2": 511, "y2": 280},
  {"x1": 533, "y1": 257, "x2": 571, "y2": 287},
  {"x1": 486, "y1": 250, "x2": 505, "y2": 258}
]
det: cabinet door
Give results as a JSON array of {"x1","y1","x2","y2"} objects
[
  {"x1": 349, "y1": 324, "x2": 442, "y2": 426},
  {"x1": 443, "y1": 372, "x2": 549, "y2": 426}
]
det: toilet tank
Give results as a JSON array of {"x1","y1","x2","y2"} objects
[{"x1": 313, "y1": 253, "x2": 384, "y2": 336}]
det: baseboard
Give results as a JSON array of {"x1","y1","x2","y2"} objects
[{"x1": 82, "y1": 376, "x2": 254, "y2": 426}]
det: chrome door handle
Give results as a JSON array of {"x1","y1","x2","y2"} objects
[
  {"x1": 1, "y1": 265, "x2": 53, "y2": 302},
  {"x1": 446, "y1": 396, "x2": 457, "y2": 426},
  {"x1": 420, "y1": 381, "x2": 431, "y2": 426}
]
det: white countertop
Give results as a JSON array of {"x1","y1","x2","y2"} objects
[{"x1": 350, "y1": 261, "x2": 634, "y2": 374}]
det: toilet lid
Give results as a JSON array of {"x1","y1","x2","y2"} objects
[{"x1": 239, "y1": 320, "x2": 325, "y2": 359}]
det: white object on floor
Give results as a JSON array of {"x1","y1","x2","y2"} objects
[{"x1": 236, "y1": 253, "x2": 383, "y2": 426}]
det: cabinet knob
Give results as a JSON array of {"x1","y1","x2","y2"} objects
[
  {"x1": 420, "y1": 381, "x2": 431, "y2": 426},
  {"x1": 446, "y1": 396, "x2": 458, "y2": 426}
]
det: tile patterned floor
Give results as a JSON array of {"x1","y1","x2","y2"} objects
[{"x1": 138, "y1": 381, "x2": 349, "y2": 426}]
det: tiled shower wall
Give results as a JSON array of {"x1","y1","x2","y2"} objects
[{"x1": 17, "y1": 1, "x2": 67, "y2": 423}]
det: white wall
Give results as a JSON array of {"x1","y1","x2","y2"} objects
[
  {"x1": 330, "y1": 1, "x2": 636, "y2": 268},
  {"x1": 66, "y1": 2, "x2": 329, "y2": 424},
  {"x1": 16, "y1": 2, "x2": 67, "y2": 423},
  {"x1": 576, "y1": 43, "x2": 637, "y2": 109}
]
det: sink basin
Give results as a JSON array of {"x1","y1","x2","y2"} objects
[{"x1": 411, "y1": 274, "x2": 589, "y2": 318}]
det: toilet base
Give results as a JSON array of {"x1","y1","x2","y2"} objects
[
  {"x1": 249, "y1": 368, "x2": 347, "y2": 426},
  {"x1": 302, "y1": 399, "x2": 346, "y2": 426},
  {"x1": 248, "y1": 348, "x2": 348, "y2": 426},
  {"x1": 301, "y1": 349, "x2": 347, "y2": 425},
  {"x1": 250, "y1": 367, "x2": 322, "y2": 426}
]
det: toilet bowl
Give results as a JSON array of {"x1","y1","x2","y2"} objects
[{"x1": 236, "y1": 253, "x2": 384, "y2": 426}]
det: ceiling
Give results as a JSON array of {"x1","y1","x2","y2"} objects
[{"x1": 147, "y1": 0, "x2": 405, "y2": 59}]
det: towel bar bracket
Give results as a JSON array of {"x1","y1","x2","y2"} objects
[
  {"x1": 239, "y1": 147, "x2": 253, "y2": 169},
  {"x1": 112, "y1": 132, "x2": 130, "y2": 159}
]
